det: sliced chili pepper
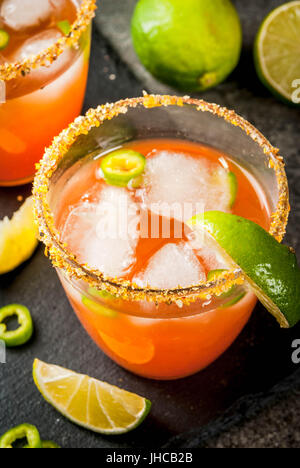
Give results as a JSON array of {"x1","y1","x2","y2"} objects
[
  {"x1": 0, "y1": 304, "x2": 33, "y2": 347},
  {"x1": 57, "y1": 20, "x2": 71, "y2": 36},
  {"x1": 100, "y1": 149, "x2": 146, "y2": 187},
  {"x1": 228, "y1": 171, "x2": 238, "y2": 208},
  {"x1": 24, "y1": 440, "x2": 60, "y2": 449},
  {"x1": 0, "y1": 424, "x2": 42, "y2": 449},
  {"x1": 0, "y1": 29, "x2": 9, "y2": 50}
]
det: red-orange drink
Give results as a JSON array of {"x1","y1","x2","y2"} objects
[
  {"x1": 0, "y1": 0, "x2": 95, "y2": 186},
  {"x1": 55, "y1": 139, "x2": 270, "y2": 380}
]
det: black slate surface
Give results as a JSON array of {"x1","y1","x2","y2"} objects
[{"x1": 1, "y1": 1, "x2": 300, "y2": 449}]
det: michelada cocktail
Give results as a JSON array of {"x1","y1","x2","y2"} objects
[
  {"x1": 34, "y1": 96, "x2": 289, "y2": 380},
  {"x1": 0, "y1": 0, "x2": 96, "y2": 186}
]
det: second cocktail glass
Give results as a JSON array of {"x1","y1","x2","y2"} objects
[{"x1": 0, "y1": 0, "x2": 96, "y2": 186}]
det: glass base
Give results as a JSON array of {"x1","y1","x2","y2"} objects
[{"x1": 0, "y1": 175, "x2": 34, "y2": 187}]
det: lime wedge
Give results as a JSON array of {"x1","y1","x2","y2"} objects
[
  {"x1": 254, "y1": 1, "x2": 300, "y2": 104},
  {"x1": 0, "y1": 197, "x2": 38, "y2": 275},
  {"x1": 33, "y1": 359, "x2": 151, "y2": 435},
  {"x1": 188, "y1": 212, "x2": 300, "y2": 328}
]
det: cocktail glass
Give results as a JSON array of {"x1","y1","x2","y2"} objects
[
  {"x1": 33, "y1": 95, "x2": 289, "y2": 380},
  {"x1": 0, "y1": 0, "x2": 96, "y2": 186}
]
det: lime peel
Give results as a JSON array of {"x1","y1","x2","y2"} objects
[{"x1": 188, "y1": 211, "x2": 300, "y2": 328}]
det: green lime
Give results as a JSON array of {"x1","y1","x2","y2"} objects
[
  {"x1": 254, "y1": 1, "x2": 300, "y2": 105},
  {"x1": 188, "y1": 211, "x2": 300, "y2": 328},
  {"x1": 131, "y1": 0, "x2": 242, "y2": 92}
]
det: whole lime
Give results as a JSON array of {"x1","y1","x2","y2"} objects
[{"x1": 131, "y1": 0, "x2": 242, "y2": 92}]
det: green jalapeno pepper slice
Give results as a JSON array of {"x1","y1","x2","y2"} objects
[
  {"x1": 0, "y1": 304, "x2": 33, "y2": 347},
  {"x1": 0, "y1": 29, "x2": 9, "y2": 50},
  {"x1": 57, "y1": 20, "x2": 71, "y2": 36},
  {"x1": 100, "y1": 149, "x2": 146, "y2": 187},
  {"x1": 24, "y1": 440, "x2": 60, "y2": 449},
  {"x1": 0, "y1": 424, "x2": 42, "y2": 449}
]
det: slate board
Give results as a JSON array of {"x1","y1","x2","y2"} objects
[{"x1": 1, "y1": 0, "x2": 300, "y2": 449}]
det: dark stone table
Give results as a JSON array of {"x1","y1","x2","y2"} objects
[{"x1": 1, "y1": 0, "x2": 300, "y2": 449}]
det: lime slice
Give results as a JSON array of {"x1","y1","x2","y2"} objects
[
  {"x1": 33, "y1": 359, "x2": 151, "y2": 435},
  {"x1": 0, "y1": 29, "x2": 9, "y2": 50},
  {"x1": 100, "y1": 149, "x2": 146, "y2": 187},
  {"x1": 188, "y1": 211, "x2": 300, "y2": 328},
  {"x1": 0, "y1": 197, "x2": 38, "y2": 275},
  {"x1": 254, "y1": 1, "x2": 300, "y2": 104}
]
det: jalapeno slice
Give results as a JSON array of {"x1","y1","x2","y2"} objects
[
  {"x1": 100, "y1": 149, "x2": 146, "y2": 187},
  {"x1": 207, "y1": 269, "x2": 246, "y2": 307},
  {"x1": 0, "y1": 29, "x2": 9, "y2": 50},
  {"x1": 57, "y1": 20, "x2": 71, "y2": 36},
  {"x1": 228, "y1": 171, "x2": 238, "y2": 208},
  {"x1": 24, "y1": 440, "x2": 60, "y2": 449},
  {"x1": 0, "y1": 304, "x2": 33, "y2": 347},
  {"x1": 41, "y1": 441, "x2": 60, "y2": 449},
  {"x1": 0, "y1": 424, "x2": 42, "y2": 449}
]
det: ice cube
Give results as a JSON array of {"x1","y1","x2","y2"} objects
[
  {"x1": 133, "y1": 243, "x2": 206, "y2": 290},
  {"x1": 62, "y1": 185, "x2": 140, "y2": 278},
  {"x1": 1, "y1": 0, "x2": 52, "y2": 31},
  {"x1": 188, "y1": 228, "x2": 230, "y2": 273},
  {"x1": 11, "y1": 28, "x2": 74, "y2": 94},
  {"x1": 14, "y1": 29, "x2": 62, "y2": 61},
  {"x1": 141, "y1": 151, "x2": 231, "y2": 222}
]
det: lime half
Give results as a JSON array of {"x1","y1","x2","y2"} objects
[
  {"x1": 188, "y1": 212, "x2": 300, "y2": 328},
  {"x1": 254, "y1": 1, "x2": 300, "y2": 104},
  {"x1": 33, "y1": 359, "x2": 151, "y2": 435}
]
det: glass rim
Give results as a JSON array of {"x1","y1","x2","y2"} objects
[
  {"x1": 33, "y1": 94, "x2": 290, "y2": 305},
  {"x1": 0, "y1": 0, "x2": 97, "y2": 82}
]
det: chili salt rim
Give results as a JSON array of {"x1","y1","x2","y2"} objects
[
  {"x1": 0, "y1": 0, "x2": 97, "y2": 82},
  {"x1": 33, "y1": 94, "x2": 290, "y2": 305}
]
